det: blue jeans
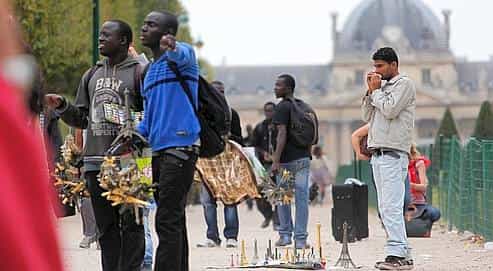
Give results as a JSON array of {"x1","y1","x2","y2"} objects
[
  {"x1": 200, "y1": 184, "x2": 239, "y2": 243},
  {"x1": 415, "y1": 204, "x2": 441, "y2": 223},
  {"x1": 277, "y1": 157, "x2": 311, "y2": 244},
  {"x1": 404, "y1": 175, "x2": 411, "y2": 213},
  {"x1": 371, "y1": 151, "x2": 410, "y2": 258},
  {"x1": 143, "y1": 199, "x2": 156, "y2": 266}
]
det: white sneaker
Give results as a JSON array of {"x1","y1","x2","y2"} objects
[
  {"x1": 196, "y1": 238, "x2": 220, "y2": 248},
  {"x1": 225, "y1": 239, "x2": 238, "y2": 248}
]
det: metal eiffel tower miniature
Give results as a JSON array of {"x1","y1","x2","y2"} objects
[
  {"x1": 106, "y1": 88, "x2": 147, "y2": 156},
  {"x1": 334, "y1": 221, "x2": 358, "y2": 269}
]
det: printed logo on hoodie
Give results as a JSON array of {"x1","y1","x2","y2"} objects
[{"x1": 90, "y1": 77, "x2": 123, "y2": 136}]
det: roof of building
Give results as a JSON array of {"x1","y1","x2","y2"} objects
[
  {"x1": 337, "y1": 0, "x2": 448, "y2": 52},
  {"x1": 456, "y1": 60, "x2": 493, "y2": 93},
  {"x1": 214, "y1": 65, "x2": 331, "y2": 95}
]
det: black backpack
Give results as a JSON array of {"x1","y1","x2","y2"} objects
[
  {"x1": 286, "y1": 97, "x2": 319, "y2": 147},
  {"x1": 168, "y1": 61, "x2": 231, "y2": 158}
]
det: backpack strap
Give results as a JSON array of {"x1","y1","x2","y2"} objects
[
  {"x1": 133, "y1": 63, "x2": 147, "y2": 111},
  {"x1": 84, "y1": 65, "x2": 99, "y2": 93},
  {"x1": 167, "y1": 61, "x2": 199, "y2": 117}
]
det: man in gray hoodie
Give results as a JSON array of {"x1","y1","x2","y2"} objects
[
  {"x1": 362, "y1": 47, "x2": 416, "y2": 270},
  {"x1": 45, "y1": 20, "x2": 145, "y2": 271}
]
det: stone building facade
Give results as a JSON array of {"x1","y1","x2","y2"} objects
[{"x1": 215, "y1": 0, "x2": 493, "y2": 168}]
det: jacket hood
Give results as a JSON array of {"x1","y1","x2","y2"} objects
[{"x1": 95, "y1": 55, "x2": 140, "y2": 78}]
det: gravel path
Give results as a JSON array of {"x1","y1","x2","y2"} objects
[{"x1": 58, "y1": 202, "x2": 493, "y2": 270}]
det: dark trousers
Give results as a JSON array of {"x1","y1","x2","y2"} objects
[
  {"x1": 152, "y1": 151, "x2": 198, "y2": 271},
  {"x1": 80, "y1": 197, "x2": 97, "y2": 238},
  {"x1": 85, "y1": 171, "x2": 145, "y2": 271},
  {"x1": 256, "y1": 198, "x2": 279, "y2": 225}
]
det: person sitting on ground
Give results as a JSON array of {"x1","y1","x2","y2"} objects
[{"x1": 407, "y1": 144, "x2": 441, "y2": 224}]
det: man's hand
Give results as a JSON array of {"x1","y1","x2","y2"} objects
[
  {"x1": 44, "y1": 94, "x2": 63, "y2": 109},
  {"x1": 271, "y1": 161, "x2": 280, "y2": 174},
  {"x1": 263, "y1": 152, "x2": 272, "y2": 162},
  {"x1": 367, "y1": 72, "x2": 382, "y2": 92},
  {"x1": 160, "y1": 34, "x2": 176, "y2": 51}
]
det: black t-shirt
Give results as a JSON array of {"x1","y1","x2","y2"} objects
[{"x1": 272, "y1": 99, "x2": 311, "y2": 163}]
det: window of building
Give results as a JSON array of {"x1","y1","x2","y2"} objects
[
  {"x1": 422, "y1": 69, "x2": 432, "y2": 86},
  {"x1": 355, "y1": 70, "x2": 365, "y2": 86}
]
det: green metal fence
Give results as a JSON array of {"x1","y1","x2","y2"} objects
[
  {"x1": 336, "y1": 137, "x2": 493, "y2": 241},
  {"x1": 431, "y1": 137, "x2": 493, "y2": 240}
]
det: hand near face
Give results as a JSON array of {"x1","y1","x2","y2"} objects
[
  {"x1": 367, "y1": 72, "x2": 382, "y2": 92},
  {"x1": 128, "y1": 45, "x2": 139, "y2": 58},
  {"x1": 160, "y1": 34, "x2": 176, "y2": 51}
]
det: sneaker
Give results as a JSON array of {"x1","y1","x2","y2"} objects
[
  {"x1": 225, "y1": 239, "x2": 238, "y2": 248},
  {"x1": 274, "y1": 237, "x2": 292, "y2": 247},
  {"x1": 79, "y1": 236, "x2": 96, "y2": 249},
  {"x1": 375, "y1": 256, "x2": 414, "y2": 270},
  {"x1": 197, "y1": 238, "x2": 220, "y2": 248},
  {"x1": 260, "y1": 217, "x2": 272, "y2": 228}
]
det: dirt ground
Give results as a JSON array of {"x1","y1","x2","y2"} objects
[{"x1": 59, "y1": 202, "x2": 493, "y2": 271}]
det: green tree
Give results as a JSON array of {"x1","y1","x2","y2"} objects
[
  {"x1": 436, "y1": 107, "x2": 460, "y2": 139},
  {"x1": 472, "y1": 101, "x2": 493, "y2": 140},
  {"x1": 14, "y1": 0, "x2": 212, "y2": 94},
  {"x1": 14, "y1": 0, "x2": 92, "y2": 94}
]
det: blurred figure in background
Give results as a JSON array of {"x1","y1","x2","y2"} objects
[
  {"x1": 310, "y1": 145, "x2": 333, "y2": 204},
  {"x1": 252, "y1": 102, "x2": 280, "y2": 229}
]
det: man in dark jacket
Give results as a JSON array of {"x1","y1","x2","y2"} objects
[
  {"x1": 252, "y1": 102, "x2": 280, "y2": 229},
  {"x1": 45, "y1": 20, "x2": 145, "y2": 271}
]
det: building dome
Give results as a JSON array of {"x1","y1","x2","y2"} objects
[{"x1": 337, "y1": 0, "x2": 448, "y2": 53}]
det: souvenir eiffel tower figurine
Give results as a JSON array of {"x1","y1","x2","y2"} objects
[
  {"x1": 251, "y1": 239, "x2": 259, "y2": 265},
  {"x1": 240, "y1": 240, "x2": 249, "y2": 266},
  {"x1": 106, "y1": 88, "x2": 148, "y2": 156},
  {"x1": 335, "y1": 221, "x2": 358, "y2": 268}
]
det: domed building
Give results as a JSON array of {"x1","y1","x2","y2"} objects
[{"x1": 215, "y1": 0, "x2": 493, "y2": 168}]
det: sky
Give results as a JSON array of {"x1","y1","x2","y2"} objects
[{"x1": 181, "y1": 0, "x2": 492, "y2": 66}]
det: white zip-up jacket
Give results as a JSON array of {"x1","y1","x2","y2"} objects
[{"x1": 361, "y1": 74, "x2": 416, "y2": 154}]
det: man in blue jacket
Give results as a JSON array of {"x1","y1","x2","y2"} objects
[{"x1": 137, "y1": 11, "x2": 200, "y2": 271}]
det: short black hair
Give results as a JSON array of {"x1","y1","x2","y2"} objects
[
  {"x1": 154, "y1": 11, "x2": 179, "y2": 35},
  {"x1": 278, "y1": 74, "x2": 296, "y2": 91},
  {"x1": 264, "y1": 102, "x2": 276, "y2": 109},
  {"x1": 372, "y1": 47, "x2": 399, "y2": 65},
  {"x1": 108, "y1": 19, "x2": 133, "y2": 46}
]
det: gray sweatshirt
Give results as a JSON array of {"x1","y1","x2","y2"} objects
[
  {"x1": 361, "y1": 74, "x2": 416, "y2": 154},
  {"x1": 56, "y1": 56, "x2": 143, "y2": 171}
]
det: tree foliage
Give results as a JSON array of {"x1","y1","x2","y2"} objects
[
  {"x1": 436, "y1": 107, "x2": 460, "y2": 139},
  {"x1": 472, "y1": 101, "x2": 493, "y2": 140},
  {"x1": 14, "y1": 0, "x2": 211, "y2": 94}
]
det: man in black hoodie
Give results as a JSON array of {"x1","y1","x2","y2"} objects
[{"x1": 45, "y1": 20, "x2": 145, "y2": 271}]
